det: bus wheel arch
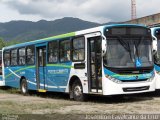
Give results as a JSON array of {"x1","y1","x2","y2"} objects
[
  {"x1": 69, "y1": 76, "x2": 86, "y2": 101},
  {"x1": 20, "y1": 76, "x2": 28, "y2": 95}
]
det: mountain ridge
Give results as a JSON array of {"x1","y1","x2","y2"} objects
[{"x1": 0, "y1": 17, "x2": 115, "y2": 42}]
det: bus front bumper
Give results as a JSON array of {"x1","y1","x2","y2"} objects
[{"x1": 102, "y1": 78, "x2": 156, "y2": 95}]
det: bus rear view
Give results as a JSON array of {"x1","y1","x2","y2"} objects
[{"x1": 102, "y1": 25, "x2": 155, "y2": 95}]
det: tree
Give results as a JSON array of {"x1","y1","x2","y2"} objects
[{"x1": 0, "y1": 37, "x2": 6, "y2": 49}]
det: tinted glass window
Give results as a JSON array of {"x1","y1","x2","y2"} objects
[
  {"x1": 26, "y1": 46, "x2": 35, "y2": 65},
  {"x1": 18, "y1": 48, "x2": 26, "y2": 65},
  {"x1": 60, "y1": 40, "x2": 70, "y2": 62},
  {"x1": 48, "y1": 41, "x2": 58, "y2": 63},
  {"x1": 73, "y1": 37, "x2": 85, "y2": 61},
  {"x1": 11, "y1": 49, "x2": 17, "y2": 66},
  {"x1": 4, "y1": 50, "x2": 10, "y2": 66}
]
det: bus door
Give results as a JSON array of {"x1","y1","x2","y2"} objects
[
  {"x1": 36, "y1": 45, "x2": 47, "y2": 90},
  {"x1": 86, "y1": 33, "x2": 102, "y2": 93}
]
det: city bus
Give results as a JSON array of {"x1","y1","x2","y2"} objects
[
  {"x1": 2, "y1": 24, "x2": 155, "y2": 101},
  {"x1": 151, "y1": 27, "x2": 160, "y2": 89}
]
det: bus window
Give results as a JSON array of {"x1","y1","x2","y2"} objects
[
  {"x1": 72, "y1": 37, "x2": 85, "y2": 61},
  {"x1": 4, "y1": 50, "x2": 10, "y2": 66},
  {"x1": 18, "y1": 48, "x2": 26, "y2": 65},
  {"x1": 26, "y1": 46, "x2": 35, "y2": 65},
  {"x1": 60, "y1": 40, "x2": 71, "y2": 62},
  {"x1": 11, "y1": 49, "x2": 17, "y2": 66},
  {"x1": 48, "y1": 41, "x2": 58, "y2": 63},
  {"x1": 38, "y1": 48, "x2": 46, "y2": 66}
]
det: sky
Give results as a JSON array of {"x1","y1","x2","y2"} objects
[{"x1": 0, "y1": 0, "x2": 160, "y2": 23}]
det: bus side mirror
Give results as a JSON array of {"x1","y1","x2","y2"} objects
[{"x1": 102, "y1": 38, "x2": 107, "y2": 56}]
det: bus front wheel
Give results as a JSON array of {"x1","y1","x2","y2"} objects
[
  {"x1": 20, "y1": 79, "x2": 28, "y2": 95},
  {"x1": 71, "y1": 81, "x2": 86, "y2": 101}
]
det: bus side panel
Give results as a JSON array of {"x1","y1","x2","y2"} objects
[
  {"x1": 4, "y1": 67, "x2": 20, "y2": 88},
  {"x1": 4, "y1": 66, "x2": 37, "y2": 90},
  {"x1": 24, "y1": 66, "x2": 37, "y2": 90},
  {"x1": 46, "y1": 62, "x2": 72, "y2": 92}
]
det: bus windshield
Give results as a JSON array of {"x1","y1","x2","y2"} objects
[{"x1": 104, "y1": 36, "x2": 153, "y2": 68}]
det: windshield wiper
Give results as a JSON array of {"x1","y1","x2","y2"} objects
[
  {"x1": 117, "y1": 36, "x2": 133, "y2": 62},
  {"x1": 134, "y1": 36, "x2": 144, "y2": 59}
]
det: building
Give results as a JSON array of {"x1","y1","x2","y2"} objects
[{"x1": 125, "y1": 13, "x2": 160, "y2": 27}]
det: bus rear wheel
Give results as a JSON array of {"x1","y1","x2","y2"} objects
[
  {"x1": 71, "y1": 81, "x2": 86, "y2": 101},
  {"x1": 20, "y1": 79, "x2": 28, "y2": 95}
]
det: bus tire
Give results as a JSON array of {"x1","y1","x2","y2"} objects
[
  {"x1": 20, "y1": 79, "x2": 28, "y2": 95},
  {"x1": 71, "y1": 81, "x2": 86, "y2": 101}
]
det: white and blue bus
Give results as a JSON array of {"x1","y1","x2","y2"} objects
[
  {"x1": 2, "y1": 24, "x2": 155, "y2": 101},
  {"x1": 151, "y1": 27, "x2": 160, "y2": 89}
]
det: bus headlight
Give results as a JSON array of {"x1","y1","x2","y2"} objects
[
  {"x1": 107, "y1": 76, "x2": 122, "y2": 84},
  {"x1": 147, "y1": 75, "x2": 155, "y2": 82}
]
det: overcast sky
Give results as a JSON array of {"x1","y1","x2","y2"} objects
[{"x1": 0, "y1": 0, "x2": 160, "y2": 23}]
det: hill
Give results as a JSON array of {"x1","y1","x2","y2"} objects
[{"x1": 0, "y1": 17, "x2": 101, "y2": 42}]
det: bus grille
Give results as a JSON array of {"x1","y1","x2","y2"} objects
[
  {"x1": 123, "y1": 86, "x2": 150, "y2": 92},
  {"x1": 117, "y1": 69, "x2": 152, "y2": 74},
  {"x1": 121, "y1": 79, "x2": 148, "y2": 82}
]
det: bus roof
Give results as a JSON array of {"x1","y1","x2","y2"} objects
[{"x1": 3, "y1": 24, "x2": 147, "y2": 50}]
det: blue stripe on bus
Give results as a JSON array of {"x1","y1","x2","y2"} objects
[
  {"x1": 104, "y1": 68, "x2": 154, "y2": 81},
  {"x1": 0, "y1": 75, "x2": 2, "y2": 81},
  {"x1": 155, "y1": 64, "x2": 160, "y2": 71}
]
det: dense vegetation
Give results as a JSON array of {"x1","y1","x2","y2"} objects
[{"x1": 0, "y1": 37, "x2": 19, "y2": 49}]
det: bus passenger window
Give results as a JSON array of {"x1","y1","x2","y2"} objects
[
  {"x1": 26, "y1": 46, "x2": 35, "y2": 65},
  {"x1": 4, "y1": 50, "x2": 10, "y2": 66},
  {"x1": 73, "y1": 37, "x2": 85, "y2": 61},
  {"x1": 11, "y1": 49, "x2": 17, "y2": 66},
  {"x1": 49, "y1": 53, "x2": 57, "y2": 63},
  {"x1": 18, "y1": 48, "x2": 26, "y2": 65},
  {"x1": 48, "y1": 41, "x2": 58, "y2": 63},
  {"x1": 60, "y1": 40, "x2": 70, "y2": 62}
]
